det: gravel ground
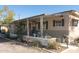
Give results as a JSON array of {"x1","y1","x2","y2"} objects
[
  {"x1": 0, "y1": 41, "x2": 48, "y2": 53},
  {"x1": 0, "y1": 33, "x2": 66, "y2": 53},
  {"x1": 0, "y1": 39, "x2": 59, "y2": 53},
  {"x1": 0, "y1": 34, "x2": 51, "y2": 53},
  {"x1": 0, "y1": 40, "x2": 66, "y2": 53}
]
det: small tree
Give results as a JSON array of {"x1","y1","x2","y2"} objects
[
  {"x1": 16, "y1": 22, "x2": 24, "y2": 41},
  {"x1": 0, "y1": 6, "x2": 15, "y2": 38},
  {"x1": 0, "y1": 6, "x2": 15, "y2": 25}
]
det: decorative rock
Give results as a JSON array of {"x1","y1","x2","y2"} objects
[{"x1": 48, "y1": 38, "x2": 57, "y2": 44}]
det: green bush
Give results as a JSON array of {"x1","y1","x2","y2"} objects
[{"x1": 48, "y1": 41, "x2": 61, "y2": 50}]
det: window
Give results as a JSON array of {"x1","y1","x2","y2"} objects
[
  {"x1": 53, "y1": 19, "x2": 64, "y2": 26},
  {"x1": 38, "y1": 22, "x2": 40, "y2": 29},
  {"x1": 72, "y1": 19, "x2": 78, "y2": 26},
  {"x1": 43, "y1": 21, "x2": 48, "y2": 30},
  {"x1": 37, "y1": 21, "x2": 48, "y2": 30},
  {"x1": 62, "y1": 19, "x2": 64, "y2": 26}
]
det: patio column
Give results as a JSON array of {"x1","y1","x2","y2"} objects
[
  {"x1": 40, "y1": 16, "x2": 43, "y2": 37},
  {"x1": 63, "y1": 14, "x2": 71, "y2": 44},
  {"x1": 27, "y1": 19, "x2": 29, "y2": 36}
]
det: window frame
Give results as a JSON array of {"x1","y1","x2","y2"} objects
[
  {"x1": 53, "y1": 19, "x2": 64, "y2": 27},
  {"x1": 43, "y1": 21, "x2": 48, "y2": 30},
  {"x1": 72, "y1": 19, "x2": 78, "y2": 26}
]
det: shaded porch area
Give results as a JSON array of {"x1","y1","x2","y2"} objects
[{"x1": 20, "y1": 14, "x2": 48, "y2": 38}]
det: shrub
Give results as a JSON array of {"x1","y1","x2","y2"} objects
[
  {"x1": 74, "y1": 38, "x2": 79, "y2": 46},
  {"x1": 31, "y1": 41, "x2": 42, "y2": 47},
  {"x1": 76, "y1": 38, "x2": 79, "y2": 43},
  {"x1": 48, "y1": 41, "x2": 61, "y2": 50}
]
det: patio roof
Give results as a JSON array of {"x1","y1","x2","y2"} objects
[{"x1": 11, "y1": 10, "x2": 79, "y2": 24}]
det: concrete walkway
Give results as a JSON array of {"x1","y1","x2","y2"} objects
[{"x1": 61, "y1": 43, "x2": 79, "y2": 53}]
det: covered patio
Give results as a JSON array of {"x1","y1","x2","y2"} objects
[
  {"x1": 17, "y1": 14, "x2": 48, "y2": 38},
  {"x1": 22, "y1": 13, "x2": 64, "y2": 38}
]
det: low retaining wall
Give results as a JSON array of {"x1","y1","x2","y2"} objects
[{"x1": 23, "y1": 36, "x2": 57, "y2": 47}]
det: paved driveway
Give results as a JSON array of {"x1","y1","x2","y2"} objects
[
  {"x1": 64, "y1": 48, "x2": 79, "y2": 53},
  {"x1": 61, "y1": 44, "x2": 79, "y2": 53}
]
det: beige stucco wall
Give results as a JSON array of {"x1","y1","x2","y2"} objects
[
  {"x1": 44, "y1": 13, "x2": 79, "y2": 43},
  {"x1": 43, "y1": 13, "x2": 70, "y2": 31},
  {"x1": 68, "y1": 15, "x2": 79, "y2": 43},
  {"x1": 43, "y1": 13, "x2": 70, "y2": 42}
]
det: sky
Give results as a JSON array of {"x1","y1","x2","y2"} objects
[{"x1": 0, "y1": 5, "x2": 79, "y2": 20}]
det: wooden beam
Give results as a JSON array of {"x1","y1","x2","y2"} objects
[
  {"x1": 27, "y1": 19, "x2": 29, "y2": 36},
  {"x1": 40, "y1": 16, "x2": 43, "y2": 37}
]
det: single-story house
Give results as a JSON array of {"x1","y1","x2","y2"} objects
[{"x1": 9, "y1": 10, "x2": 79, "y2": 43}]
